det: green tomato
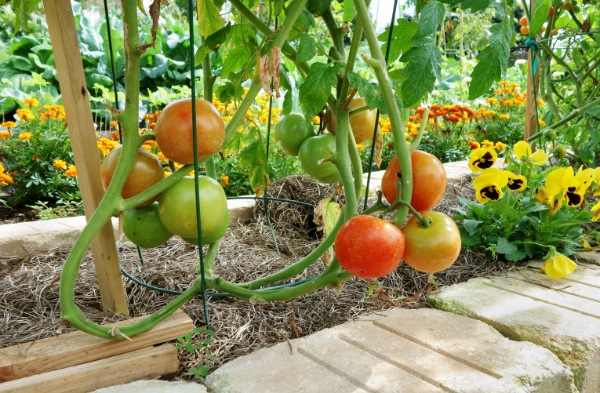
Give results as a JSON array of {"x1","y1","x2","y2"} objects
[
  {"x1": 306, "y1": 0, "x2": 331, "y2": 16},
  {"x1": 546, "y1": 130, "x2": 557, "y2": 141},
  {"x1": 123, "y1": 203, "x2": 173, "y2": 249},
  {"x1": 158, "y1": 176, "x2": 227, "y2": 238},
  {"x1": 553, "y1": 145, "x2": 567, "y2": 159},
  {"x1": 274, "y1": 113, "x2": 316, "y2": 156},
  {"x1": 182, "y1": 209, "x2": 230, "y2": 245},
  {"x1": 298, "y1": 133, "x2": 340, "y2": 183}
]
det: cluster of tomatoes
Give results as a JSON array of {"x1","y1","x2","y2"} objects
[
  {"x1": 335, "y1": 150, "x2": 461, "y2": 279},
  {"x1": 100, "y1": 98, "x2": 230, "y2": 249},
  {"x1": 519, "y1": 6, "x2": 559, "y2": 36}
]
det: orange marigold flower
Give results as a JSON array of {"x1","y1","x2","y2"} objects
[
  {"x1": 16, "y1": 108, "x2": 34, "y2": 121},
  {"x1": 0, "y1": 131, "x2": 10, "y2": 139},
  {"x1": 32, "y1": 155, "x2": 39, "y2": 160},
  {"x1": 356, "y1": 144, "x2": 365, "y2": 151},
  {"x1": 430, "y1": 105, "x2": 441, "y2": 111},
  {"x1": 468, "y1": 141, "x2": 480, "y2": 149},
  {"x1": 219, "y1": 174, "x2": 229, "y2": 187},
  {"x1": 65, "y1": 165, "x2": 77, "y2": 177},
  {"x1": 23, "y1": 98, "x2": 39, "y2": 107},
  {"x1": 110, "y1": 120, "x2": 119, "y2": 129},
  {"x1": 485, "y1": 98, "x2": 497, "y2": 105},
  {"x1": 2, "y1": 121, "x2": 17, "y2": 129},
  {"x1": 18, "y1": 132, "x2": 33, "y2": 141},
  {"x1": 538, "y1": 119, "x2": 546, "y2": 126},
  {"x1": 53, "y1": 159, "x2": 67, "y2": 170},
  {"x1": 499, "y1": 114, "x2": 510, "y2": 120},
  {"x1": 500, "y1": 81, "x2": 509, "y2": 86},
  {"x1": 495, "y1": 142, "x2": 507, "y2": 151}
]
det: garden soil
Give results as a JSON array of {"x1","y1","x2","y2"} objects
[{"x1": 0, "y1": 174, "x2": 508, "y2": 384}]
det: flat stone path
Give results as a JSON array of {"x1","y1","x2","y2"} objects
[
  {"x1": 429, "y1": 261, "x2": 600, "y2": 392},
  {"x1": 205, "y1": 308, "x2": 576, "y2": 393},
  {"x1": 93, "y1": 380, "x2": 207, "y2": 392}
]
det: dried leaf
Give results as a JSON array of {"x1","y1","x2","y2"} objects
[
  {"x1": 259, "y1": 54, "x2": 272, "y2": 96},
  {"x1": 258, "y1": 47, "x2": 283, "y2": 98},
  {"x1": 374, "y1": 128, "x2": 383, "y2": 168},
  {"x1": 313, "y1": 198, "x2": 341, "y2": 266},
  {"x1": 149, "y1": 0, "x2": 162, "y2": 43},
  {"x1": 271, "y1": 47, "x2": 282, "y2": 98}
]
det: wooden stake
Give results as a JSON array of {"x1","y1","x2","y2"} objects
[
  {"x1": 524, "y1": 0, "x2": 540, "y2": 146},
  {"x1": 43, "y1": 0, "x2": 129, "y2": 314}
]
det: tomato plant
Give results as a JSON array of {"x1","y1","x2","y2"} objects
[
  {"x1": 298, "y1": 134, "x2": 340, "y2": 183},
  {"x1": 401, "y1": 211, "x2": 461, "y2": 273},
  {"x1": 158, "y1": 176, "x2": 228, "y2": 239},
  {"x1": 155, "y1": 98, "x2": 225, "y2": 165},
  {"x1": 100, "y1": 145, "x2": 165, "y2": 207},
  {"x1": 327, "y1": 97, "x2": 377, "y2": 144},
  {"x1": 381, "y1": 150, "x2": 446, "y2": 212},
  {"x1": 123, "y1": 203, "x2": 173, "y2": 248},
  {"x1": 335, "y1": 215, "x2": 405, "y2": 278},
  {"x1": 274, "y1": 113, "x2": 316, "y2": 157},
  {"x1": 182, "y1": 209, "x2": 231, "y2": 246}
]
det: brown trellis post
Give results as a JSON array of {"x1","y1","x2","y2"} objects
[
  {"x1": 524, "y1": 0, "x2": 540, "y2": 146},
  {"x1": 43, "y1": 0, "x2": 129, "y2": 314}
]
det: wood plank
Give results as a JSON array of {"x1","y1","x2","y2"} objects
[
  {"x1": 42, "y1": 0, "x2": 128, "y2": 314},
  {"x1": 0, "y1": 310, "x2": 192, "y2": 383},
  {"x1": 0, "y1": 344, "x2": 179, "y2": 393}
]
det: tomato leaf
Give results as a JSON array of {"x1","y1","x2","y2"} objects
[
  {"x1": 379, "y1": 19, "x2": 419, "y2": 63},
  {"x1": 300, "y1": 9, "x2": 316, "y2": 32},
  {"x1": 239, "y1": 132, "x2": 270, "y2": 197},
  {"x1": 11, "y1": 0, "x2": 42, "y2": 32},
  {"x1": 399, "y1": 42, "x2": 442, "y2": 107},
  {"x1": 298, "y1": 62, "x2": 343, "y2": 120},
  {"x1": 529, "y1": 0, "x2": 552, "y2": 37},
  {"x1": 347, "y1": 72, "x2": 402, "y2": 113},
  {"x1": 196, "y1": 0, "x2": 225, "y2": 38},
  {"x1": 297, "y1": 33, "x2": 317, "y2": 63},
  {"x1": 468, "y1": 23, "x2": 512, "y2": 100},
  {"x1": 410, "y1": 1, "x2": 445, "y2": 47},
  {"x1": 221, "y1": 47, "x2": 251, "y2": 79},
  {"x1": 282, "y1": 90, "x2": 293, "y2": 116},
  {"x1": 343, "y1": 0, "x2": 357, "y2": 22},
  {"x1": 314, "y1": 198, "x2": 341, "y2": 266}
]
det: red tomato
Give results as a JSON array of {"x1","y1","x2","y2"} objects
[
  {"x1": 154, "y1": 98, "x2": 225, "y2": 165},
  {"x1": 401, "y1": 211, "x2": 461, "y2": 273},
  {"x1": 381, "y1": 150, "x2": 446, "y2": 212},
  {"x1": 335, "y1": 215, "x2": 405, "y2": 278}
]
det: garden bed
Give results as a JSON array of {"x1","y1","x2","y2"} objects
[{"x1": 0, "y1": 175, "x2": 509, "y2": 383}]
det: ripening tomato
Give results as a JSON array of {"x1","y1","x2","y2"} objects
[
  {"x1": 335, "y1": 215, "x2": 405, "y2": 279},
  {"x1": 274, "y1": 113, "x2": 316, "y2": 156},
  {"x1": 520, "y1": 26, "x2": 530, "y2": 35},
  {"x1": 298, "y1": 134, "x2": 340, "y2": 183},
  {"x1": 100, "y1": 145, "x2": 165, "y2": 207},
  {"x1": 519, "y1": 16, "x2": 528, "y2": 26},
  {"x1": 158, "y1": 176, "x2": 227, "y2": 238},
  {"x1": 328, "y1": 98, "x2": 378, "y2": 144},
  {"x1": 382, "y1": 150, "x2": 446, "y2": 212},
  {"x1": 182, "y1": 209, "x2": 230, "y2": 245},
  {"x1": 551, "y1": 29, "x2": 559, "y2": 36},
  {"x1": 562, "y1": 1, "x2": 572, "y2": 11},
  {"x1": 541, "y1": 25, "x2": 547, "y2": 32},
  {"x1": 123, "y1": 203, "x2": 172, "y2": 248},
  {"x1": 548, "y1": 6, "x2": 554, "y2": 16},
  {"x1": 401, "y1": 211, "x2": 461, "y2": 273},
  {"x1": 154, "y1": 98, "x2": 225, "y2": 165}
]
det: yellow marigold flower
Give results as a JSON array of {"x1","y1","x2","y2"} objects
[
  {"x1": 18, "y1": 132, "x2": 33, "y2": 141},
  {"x1": 65, "y1": 165, "x2": 77, "y2": 177},
  {"x1": 2, "y1": 121, "x2": 17, "y2": 129},
  {"x1": 0, "y1": 131, "x2": 10, "y2": 139},
  {"x1": 406, "y1": 141, "x2": 411, "y2": 146},
  {"x1": 259, "y1": 115, "x2": 269, "y2": 122},
  {"x1": 544, "y1": 254, "x2": 576, "y2": 279},
  {"x1": 495, "y1": 141, "x2": 507, "y2": 151},
  {"x1": 510, "y1": 83, "x2": 519, "y2": 88},
  {"x1": 514, "y1": 99, "x2": 525, "y2": 105},
  {"x1": 537, "y1": 99, "x2": 545, "y2": 107},
  {"x1": 473, "y1": 168, "x2": 508, "y2": 203},
  {"x1": 53, "y1": 159, "x2": 67, "y2": 170},
  {"x1": 500, "y1": 81, "x2": 509, "y2": 86},
  {"x1": 357, "y1": 144, "x2": 365, "y2": 151},
  {"x1": 514, "y1": 141, "x2": 548, "y2": 165},
  {"x1": 16, "y1": 108, "x2": 34, "y2": 121},
  {"x1": 469, "y1": 147, "x2": 497, "y2": 172},
  {"x1": 311, "y1": 116, "x2": 320, "y2": 123},
  {"x1": 499, "y1": 114, "x2": 509, "y2": 120},
  {"x1": 248, "y1": 123, "x2": 256, "y2": 128},
  {"x1": 23, "y1": 98, "x2": 39, "y2": 107},
  {"x1": 481, "y1": 140, "x2": 494, "y2": 147},
  {"x1": 223, "y1": 116, "x2": 232, "y2": 122},
  {"x1": 219, "y1": 174, "x2": 229, "y2": 187},
  {"x1": 483, "y1": 110, "x2": 496, "y2": 116},
  {"x1": 485, "y1": 97, "x2": 497, "y2": 105},
  {"x1": 538, "y1": 119, "x2": 546, "y2": 126},
  {"x1": 110, "y1": 120, "x2": 119, "y2": 129}
]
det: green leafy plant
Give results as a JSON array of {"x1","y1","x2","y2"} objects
[
  {"x1": 176, "y1": 326, "x2": 216, "y2": 379},
  {"x1": 26, "y1": 200, "x2": 82, "y2": 220}
]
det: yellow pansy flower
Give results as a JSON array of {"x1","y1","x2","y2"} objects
[
  {"x1": 545, "y1": 166, "x2": 593, "y2": 208},
  {"x1": 591, "y1": 200, "x2": 600, "y2": 221},
  {"x1": 544, "y1": 254, "x2": 576, "y2": 279},
  {"x1": 513, "y1": 141, "x2": 548, "y2": 165},
  {"x1": 505, "y1": 171, "x2": 527, "y2": 192},
  {"x1": 473, "y1": 168, "x2": 509, "y2": 204},
  {"x1": 468, "y1": 147, "x2": 497, "y2": 173}
]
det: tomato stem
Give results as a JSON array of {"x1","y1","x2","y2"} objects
[{"x1": 408, "y1": 108, "x2": 429, "y2": 153}]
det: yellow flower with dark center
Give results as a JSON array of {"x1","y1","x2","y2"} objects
[
  {"x1": 473, "y1": 168, "x2": 508, "y2": 203},
  {"x1": 506, "y1": 171, "x2": 527, "y2": 191},
  {"x1": 513, "y1": 141, "x2": 548, "y2": 165},
  {"x1": 592, "y1": 168, "x2": 600, "y2": 196},
  {"x1": 545, "y1": 166, "x2": 592, "y2": 208},
  {"x1": 592, "y1": 200, "x2": 600, "y2": 221},
  {"x1": 544, "y1": 254, "x2": 576, "y2": 279},
  {"x1": 468, "y1": 147, "x2": 497, "y2": 173}
]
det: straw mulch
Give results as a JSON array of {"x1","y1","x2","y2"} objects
[{"x1": 0, "y1": 174, "x2": 508, "y2": 383}]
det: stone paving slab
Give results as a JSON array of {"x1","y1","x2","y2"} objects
[
  {"x1": 428, "y1": 263, "x2": 600, "y2": 393},
  {"x1": 92, "y1": 380, "x2": 207, "y2": 393},
  {"x1": 205, "y1": 308, "x2": 575, "y2": 393}
]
